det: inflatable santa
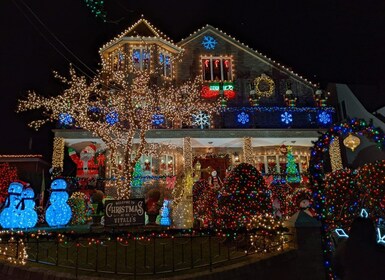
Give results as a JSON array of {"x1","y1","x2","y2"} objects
[{"x1": 68, "y1": 144, "x2": 105, "y2": 179}]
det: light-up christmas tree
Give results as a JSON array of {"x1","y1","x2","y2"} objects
[
  {"x1": 215, "y1": 163, "x2": 271, "y2": 229},
  {"x1": 131, "y1": 161, "x2": 144, "y2": 198},
  {"x1": 193, "y1": 179, "x2": 217, "y2": 227},
  {"x1": 286, "y1": 146, "x2": 301, "y2": 184},
  {"x1": 172, "y1": 171, "x2": 194, "y2": 229},
  {"x1": 17, "y1": 60, "x2": 220, "y2": 199},
  {"x1": 0, "y1": 163, "x2": 18, "y2": 204}
]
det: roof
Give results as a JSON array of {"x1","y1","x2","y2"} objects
[
  {"x1": 99, "y1": 18, "x2": 182, "y2": 53},
  {"x1": 178, "y1": 24, "x2": 317, "y2": 88}
]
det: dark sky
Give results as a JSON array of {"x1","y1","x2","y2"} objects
[{"x1": 1, "y1": 0, "x2": 385, "y2": 160}]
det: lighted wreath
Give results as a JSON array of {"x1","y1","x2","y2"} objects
[{"x1": 254, "y1": 74, "x2": 275, "y2": 98}]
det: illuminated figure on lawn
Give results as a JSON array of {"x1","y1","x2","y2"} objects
[
  {"x1": 45, "y1": 179, "x2": 72, "y2": 227},
  {"x1": 0, "y1": 182, "x2": 23, "y2": 228},
  {"x1": 160, "y1": 199, "x2": 171, "y2": 226},
  {"x1": 17, "y1": 187, "x2": 38, "y2": 228}
]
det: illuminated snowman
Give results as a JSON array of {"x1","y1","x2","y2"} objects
[
  {"x1": 45, "y1": 179, "x2": 72, "y2": 227},
  {"x1": 160, "y1": 199, "x2": 171, "y2": 226},
  {"x1": 0, "y1": 182, "x2": 23, "y2": 229},
  {"x1": 18, "y1": 187, "x2": 38, "y2": 228}
]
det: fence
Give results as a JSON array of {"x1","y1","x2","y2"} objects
[{"x1": 0, "y1": 231, "x2": 293, "y2": 278}]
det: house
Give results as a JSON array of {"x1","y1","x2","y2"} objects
[{"x1": 51, "y1": 18, "x2": 338, "y2": 193}]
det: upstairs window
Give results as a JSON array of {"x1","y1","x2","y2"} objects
[
  {"x1": 132, "y1": 48, "x2": 150, "y2": 71},
  {"x1": 202, "y1": 57, "x2": 232, "y2": 81},
  {"x1": 159, "y1": 53, "x2": 172, "y2": 78},
  {"x1": 111, "y1": 51, "x2": 124, "y2": 71}
]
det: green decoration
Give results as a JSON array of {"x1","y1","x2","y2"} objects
[
  {"x1": 83, "y1": 0, "x2": 107, "y2": 22},
  {"x1": 286, "y1": 146, "x2": 301, "y2": 183},
  {"x1": 132, "y1": 161, "x2": 143, "y2": 188}
]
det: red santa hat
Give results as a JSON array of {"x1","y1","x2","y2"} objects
[{"x1": 83, "y1": 144, "x2": 97, "y2": 154}]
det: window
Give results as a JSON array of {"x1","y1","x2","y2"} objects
[
  {"x1": 111, "y1": 52, "x2": 124, "y2": 71},
  {"x1": 159, "y1": 53, "x2": 172, "y2": 78},
  {"x1": 202, "y1": 57, "x2": 232, "y2": 81},
  {"x1": 132, "y1": 48, "x2": 150, "y2": 71}
]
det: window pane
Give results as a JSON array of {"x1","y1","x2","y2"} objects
[
  {"x1": 213, "y1": 59, "x2": 221, "y2": 80},
  {"x1": 133, "y1": 49, "x2": 141, "y2": 70},
  {"x1": 202, "y1": 59, "x2": 211, "y2": 81},
  {"x1": 165, "y1": 55, "x2": 171, "y2": 77},
  {"x1": 222, "y1": 59, "x2": 231, "y2": 80},
  {"x1": 142, "y1": 49, "x2": 150, "y2": 70}
]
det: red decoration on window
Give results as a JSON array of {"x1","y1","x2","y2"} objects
[
  {"x1": 224, "y1": 60, "x2": 229, "y2": 68},
  {"x1": 204, "y1": 59, "x2": 210, "y2": 68},
  {"x1": 201, "y1": 85, "x2": 219, "y2": 98},
  {"x1": 224, "y1": 90, "x2": 236, "y2": 99},
  {"x1": 214, "y1": 59, "x2": 220, "y2": 68}
]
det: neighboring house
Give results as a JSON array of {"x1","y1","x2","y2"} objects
[
  {"x1": 52, "y1": 18, "x2": 338, "y2": 188},
  {"x1": 0, "y1": 154, "x2": 49, "y2": 194},
  {"x1": 328, "y1": 83, "x2": 385, "y2": 168}
]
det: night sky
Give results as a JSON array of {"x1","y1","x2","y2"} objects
[{"x1": 1, "y1": 0, "x2": 385, "y2": 160}]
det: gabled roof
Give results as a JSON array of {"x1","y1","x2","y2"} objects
[
  {"x1": 99, "y1": 18, "x2": 182, "y2": 53},
  {"x1": 178, "y1": 25, "x2": 317, "y2": 88}
]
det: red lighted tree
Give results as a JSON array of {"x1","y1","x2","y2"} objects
[
  {"x1": 0, "y1": 163, "x2": 18, "y2": 203},
  {"x1": 215, "y1": 163, "x2": 271, "y2": 229},
  {"x1": 193, "y1": 179, "x2": 217, "y2": 228}
]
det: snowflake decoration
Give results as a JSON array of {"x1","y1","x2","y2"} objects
[
  {"x1": 318, "y1": 111, "x2": 331, "y2": 124},
  {"x1": 281, "y1": 112, "x2": 293, "y2": 124},
  {"x1": 201, "y1": 36, "x2": 217, "y2": 50},
  {"x1": 237, "y1": 112, "x2": 250, "y2": 124},
  {"x1": 106, "y1": 111, "x2": 119, "y2": 126},
  {"x1": 152, "y1": 114, "x2": 165, "y2": 126},
  {"x1": 58, "y1": 113, "x2": 74, "y2": 126},
  {"x1": 192, "y1": 111, "x2": 210, "y2": 129}
]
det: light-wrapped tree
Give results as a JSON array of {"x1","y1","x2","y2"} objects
[{"x1": 17, "y1": 65, "x2": 220, "y2": 199}]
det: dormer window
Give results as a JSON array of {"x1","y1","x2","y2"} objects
[
  {"x1": 159, "y1": 53, "x2": 172, "y2": 78},
  {"x1": 111, "y1": 51, "x2": 124, "y2": 71},
  {"x1": 132, "y1": 48, "x2": 150, "y2": 71},
  {"x1": 202, "y1": 57, "x2": 232, "y2": 81}
]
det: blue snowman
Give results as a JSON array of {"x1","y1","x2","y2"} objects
[
  {"x1": 0, "y1": 182, "x2": 23, "y2": 229},
  {"x1": 17, "y1": 187, "x2": 38, "y2": 228},
  {"x1": 45, "y1": 179, "x2": 72, "y2": 227}
]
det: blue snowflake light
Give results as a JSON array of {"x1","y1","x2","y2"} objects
[
  {"x1": 318, "y1": 111, "x2": 331, "y2": 124},
  {"x1": 106, "y1": 111, "x2": 119, "y2": 126},
  {"x1": 201, "y1": 36, "x2": 217, "y2": 50},
  {"x1": 237, "y1": 112, "x2": 250, "y2": 124},
  {"x1": 281, "y1": 112, "x2": 293, "y2": 124},
  {"x1": 152, "y1": 114, "x2": 165, "y2": 126},
  {"x1": 58, "y1": 113, "x2": 74, "y2": 126}
]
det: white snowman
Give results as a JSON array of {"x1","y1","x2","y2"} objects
[
  {"x1": 17, "y1": 187, "x2": 38, "y2": 228},
  {"x1": 45, "y1": 179, "x2": 72, "y2": 227},
  {"x1": 0, "y1": 182, "x2": 23, "y2": 229}
]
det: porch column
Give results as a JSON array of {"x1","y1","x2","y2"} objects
[
  {"x1": 183, "y1": 137, "x2": 193, "y2": 171},
  {"x1": 243, "y1": 137, "x2": 254, "y2": 165},
  {"x1": 330, "y1": 136, "x2": 343, "y2": 172},
  {"x1": 51, "y1": 137, "x2": 64, "y2": 173}
]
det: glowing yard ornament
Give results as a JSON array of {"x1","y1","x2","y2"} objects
[
  {"x1": 160, "y1": 200, "x2": 171, "y2": 226},
  {"x1": 17, "y1": 187, "x2": 38, "y2": 228},
  {"x1": 360, "y1": 208, "x2": 369, "y2": 218},
  {"x1": 343, "y1": 133, "x2": 360, "y2": 152},
  {"x1": 377, "y1": 228, "x2": 385, "y2": 244},
  {"x1": 45, "y1": 179, "x2": 72, "y2": 227},
  {"x1": 335, "y1": 228, "x2": 349, "y2": 238},
  {"x1": 0, "y1": 182, "x2": 23, "y2": 229}
]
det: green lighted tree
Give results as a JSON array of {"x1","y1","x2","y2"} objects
[
  {"x1": 286, "y1": 146, "x2": 301, "y2": 183},
  {"x1": 215, "y1": 163, "x2": 271, "y2": 229}
]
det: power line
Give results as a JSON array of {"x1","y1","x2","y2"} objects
[{"x1": 12, "y1": 0, "x2": 97, "y2": 79}]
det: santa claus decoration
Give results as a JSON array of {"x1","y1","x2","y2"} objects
[
  {"x1": 208, "y1": 170, "x2": 222, "y2": 189},
  {"x1": 68, "y1": 144, "x2": 105, "y2": 180}
]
